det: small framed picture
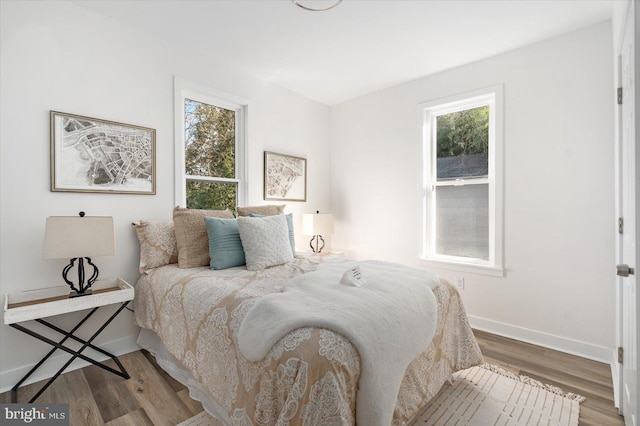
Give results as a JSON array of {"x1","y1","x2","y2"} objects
[
  {"x1": 264, "y1": 151, "x2": 307, "y2": 202},
  {"x1": 50, "y1": 111, "x2": 156, "y2": 194}
]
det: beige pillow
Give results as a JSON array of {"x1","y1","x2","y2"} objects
[
  {"x1": 133, "y1": 220, "x2": 178, "y2": 274},
  {"x1": 173, "y1": 206, "x2": 234, "y2": 268},
  {"x1": 237, "y1": 215, "x2": 294, "y2": 270},
  {"x1": 236, "y1": 205, "x2": 285, "y2": 217}
]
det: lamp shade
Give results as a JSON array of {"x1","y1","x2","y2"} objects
[
  {"x1": 44, "y1": 216, "x2": 116, "y2": 259},
  {"x1": 302, "y1": 213, "x2": 333, "y2": 236}
]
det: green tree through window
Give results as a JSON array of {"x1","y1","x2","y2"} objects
[
  {"x1": 436, "y1": 106, "x2": 489, "y2": 157},
  {"x1": 436, "y1": 106, "x2": 489, "y2": 181},
  {"x1": 184, "y1": 99, "x2": 237, "y2": 211}
]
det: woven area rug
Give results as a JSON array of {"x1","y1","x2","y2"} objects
[
  {"x1": 176, "y1": 364, "x2": 585, "y2": 426},
  {"x1": 416, "y1": 364, "x2": 585, "y2": 425}
]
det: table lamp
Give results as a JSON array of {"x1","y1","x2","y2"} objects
[
  {"x1": 302, "y1": 211, "x2": 333, "y2": 253},
  {"x1": 44, "y1": 212, "x2": 115, "y2": 297}
]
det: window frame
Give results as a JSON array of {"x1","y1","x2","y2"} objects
[
  {"x1": 419, "y1": 85, "x2": 504, "y2": 276},
  {"x1": 174, "y1": 77, "x2": 248, "y2": 209}
]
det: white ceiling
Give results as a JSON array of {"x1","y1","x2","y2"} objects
[{"x1": 74, "y1": 0, "x2": 613, "y2": 106}]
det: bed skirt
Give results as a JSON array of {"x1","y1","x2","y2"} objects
[{"x1": 138, "y1": 328, "x2": 232, "y2": 425}]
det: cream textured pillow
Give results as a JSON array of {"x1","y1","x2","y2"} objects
[
  {"x1": 237, "y1": 215, "x2": 294, "y2": 271},
  {"x1": 173, "y1": 206, "x2": 234, "y2": 268},
  {"x1": 236, "y1": 205, "x2": 285, "y2": 217},
  {"x1": 133, "y1": 220, "x2": 178, "y2": 274}
]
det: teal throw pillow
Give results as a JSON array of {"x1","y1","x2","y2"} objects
[{"x1": 204, "y1": 217, "x2": 246, "y2": 270}]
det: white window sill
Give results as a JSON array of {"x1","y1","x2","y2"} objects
[{"x1": 419, "y1": 257, "x2": 504, "y2": 277}]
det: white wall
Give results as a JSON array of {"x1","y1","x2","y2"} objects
[
  {"x1": 0, "y1": 0, "x2": 616, "y2": 393},
  {"x1": 331, "y1": 22, "x2": 615, "y2": 361},
  {"x1": 0, "y1": 0, "x2": 330, "y2": 391}
]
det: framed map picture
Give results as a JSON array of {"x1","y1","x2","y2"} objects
[
  {"x1": 264, "y1": 151, "x2": 307, "y2": 202},
  {"x1": 50, "y1": 111, "x2": 156, "y2": 194}
]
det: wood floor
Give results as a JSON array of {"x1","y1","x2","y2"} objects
[
  {"x1": 1, "y1": 330, "x2": 624, "y2": 426},
  {"x1": 473, "y1": 329, "x2": 624, "y2": 426}
]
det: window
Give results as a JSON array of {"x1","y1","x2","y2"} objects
[
  {"x1": 420, "y1": 86, "x2": 504, "y2": 276},
  {"x1": 174, "y1": 78, "x2": 247, "y2": 211}
]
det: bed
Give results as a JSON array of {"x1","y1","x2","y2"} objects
[{"x1": 132, "y1": 208, "x2": 483, "y2": 426}]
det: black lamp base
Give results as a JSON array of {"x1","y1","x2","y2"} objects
[
  {"x1": 309, "y1": 235, "x2": 325, "y2": 253},
  {"x1": 69, "y1": 289, "x2": 93, "y2": 298},
  {"x1": 62, "y1": 257, "x2": 99, "y2": 298}
]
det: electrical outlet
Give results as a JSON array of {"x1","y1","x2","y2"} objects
[{"x1": 455, "y1": 276, "x2": 465, "y2": 290}]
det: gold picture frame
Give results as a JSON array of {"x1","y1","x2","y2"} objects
[
  {"x1": 263, "y1": 151, "x2": 307, "y2": 202},
  {"x1": 50, "y1": 111, "x2": 156, "y2": 194}
]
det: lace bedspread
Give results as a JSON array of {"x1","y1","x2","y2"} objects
[{"x1": 134, "y1": 255, "x2": 483, "y2": 425}]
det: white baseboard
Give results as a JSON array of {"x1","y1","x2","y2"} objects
[
  {"x1": 468, "y1": 315, "x2": 613, "y2": 364},
  {"x1": 0, "y1": 335, "x2": 141, "y2": 394}
]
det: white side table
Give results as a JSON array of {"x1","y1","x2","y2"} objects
[{"x1": 3, "y1": 278, "x2": 134, "y2": 403}]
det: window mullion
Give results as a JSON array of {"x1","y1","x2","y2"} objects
[
  {"x1": 433, "y1": 178, "x2": 490, "y2": 187},
  {"x1": 186, "y1": 176, "x2": 239, "y2": 184}
]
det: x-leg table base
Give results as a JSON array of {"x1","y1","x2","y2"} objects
[{"x1": 9, "y1": 302, "x2": 131, "y2": 403}]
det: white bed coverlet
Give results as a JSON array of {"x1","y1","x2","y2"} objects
[{"x1": 238, "y1": 260, "x2": 439, "y2": 426}]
